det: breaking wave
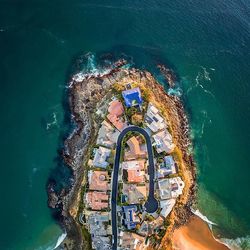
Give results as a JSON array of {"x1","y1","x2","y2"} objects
[
  {"x1": 220, "y1": 236, "x2": 250, "y2": 250},
  {"x1": 167, "y1": 86, "x2": 183, "y2": 97},
  {"x1": 53, "y1": 232, "x2": 67, "y2": 249},
  {"x1": 191, "y1": 208, "x2": 217, "y2": 226},
  {"x1": 191, "y1": 208, "x2": 250, "y2": 250},
  {"x1": 69, "y1": 53, "x2": 114, "y2": 87}
]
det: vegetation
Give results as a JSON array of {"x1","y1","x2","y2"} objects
[
  {"x1": 112, "y1": 83, "x2": 125, "y2": 93},
  {"x1": 163, "y1": 218, "x2": 171, "y2": 228},
  {"x1": 125, "y1": 106, "x2": 138, "y2": 123},
  {"x1": 140, "y1": 86, "x2": 152, "y2": 102},
  {"x1": 144, "y1": 214, "x2": 155, "y2": 222},
  {"x1": 157, "y1": 228, "x2": 166, "y2": 238},
  {"x1": 81, "y1": 226, "x2": 92, "y2": 250},
  {"x1": 107, "y1": 150, "x2": 115, "y2": 165},
  {"x1": 131, "y1": 113, "x2": 143, "y2": 126}
]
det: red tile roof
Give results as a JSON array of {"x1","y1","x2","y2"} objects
[
  {"x1": 125, "y1": 136, "x2": 147, "y2": 160},
  {"x1": 89, "y1": 171, "x2": 109, "y2": 191},
  {"x1": 86, "y1": 192, "x2": 109, "y2": 210}
]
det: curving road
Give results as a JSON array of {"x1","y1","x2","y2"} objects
[{"x1": 111, "y1": 126, "x2": 158, "y2": 250}]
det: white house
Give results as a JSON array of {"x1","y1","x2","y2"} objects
[
  {"x1": 145, "y1": 103, "x2": 166, "y2": 133},
  {"x1": 96, "y1": 120, "x2": 119, "y2": 148},
  {"x1": 93, "y1": 146, "x2": 111, "y2": 169},
  {"x1": 153, "y1": 130, "x2": 175, "y2": 154},
  {"x1": 158, "y1": 177, "x2": 185, "y2": 200},
  {"x1": 160, "y1": 199, "x2": 176, "y2": 217}
]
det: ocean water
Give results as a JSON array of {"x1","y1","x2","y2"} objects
[{"x1": 0, "y1": 0, "x2": 249, "y2": 249}]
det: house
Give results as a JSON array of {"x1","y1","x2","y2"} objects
[
  {"x1": 92, "y1": 236, "x2": 112, "y2": 250},
  {"x1": 122, "y1": 205, "x2": 140, "y2": 230},
  {"x1": 85, "y1": 191, "x2": 109, "y2": 210},
  {"x1": 119, "y1": 231, "x2": 145, "y2": 250},
  {"x1": 86, "y1": 210, "x2": 112, "y2": 250},
  {"x1": 122, "y1": 160, "x2": 146, "y2": 183},
  {"x1": 160, "y1": 199, "x2": 176, "y2": 217},
  {"x1": 93, "y1": 146, "x2": 111, "y2": 169},
  {"x1": 157, "y1": 156, "x2": 176, "y2": 178},
  {"x1": 152, "y1": 130, "x2": 175, "y2": 154},
  {"x1": 96, "y1": 120, "x2": 120, "y2": 148},
  {"x1": 122, "y1": 87, "x2": 143, "y2": 107},
  {"x1": 145, "y1": 103, "x2": 166, "y2": 133},
  {"x1": 122, "y1": 183, "x2": 147, "y2": 204},
  {"x1": 88, "y1": 170, "x2": 110, "y2": 191},
  {"x1": 158, "y1": 177, "x2": 185, "y2": 200},
  {"x1": 108, "y1": 99, "x2": 124, "y2": 116},
  {"x1": 138, "y1": 216, "x2": 164, "y2": 236},
  {"x1": 87, "y1": 211, "x2": 111, "y2": 236},
  {"x1": 107, "y1": 100, "x2": 127, "y2": 131},
  {"x1": 124, "y1": 136, "x2": 147, "y2": 160}
]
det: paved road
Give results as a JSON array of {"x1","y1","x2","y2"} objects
[{"x1": 111, "y1": 126, "x2": 158, "y2": 250}]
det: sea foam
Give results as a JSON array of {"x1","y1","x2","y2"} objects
[
  {"x1": 68, "y1": 53, "x2": 113, "y2": 88},
  {"x1": 220, "y1": 235, "x2": 250, "y2": 250},
  {"x1": 191, "y1": 208, "x2": 250, "y2": 250}
]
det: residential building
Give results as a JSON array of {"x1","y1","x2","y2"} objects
[
  {"x1": 160, "y1": 199, "x2": 176, "y2": 217},
  {"x1": 108, "y1": 99, "x2": 124, "y2": 116},
  {"x1": 118, "y1": 231, "x2": 145, "y2": 250},
  {"x1": 145, "y1": 103, "x2": 166, "y2": 133},
  {"x1": 138, "y1": 216, "x2": 164, "y2": 236},
  {"x1": 152, "y1": 130, "x2": 175, "y2": 154},
  {"x1": 85, "y1": 191, "x2": 109, "y2": 210},
  {"x1": 122, "y1": 87, "x2": 143, "y2": 107},
  {"x1": 124, "y1": 136, "x2": 147, "y2": 161},
  {"x1": 107, "y1": 100, "x2": 127, "y2": 131},
  {"x1": 122, "y1": 205, "x2": 140, "y2": 230},
  {"x1": 122, "y1": 160, "x2": 146, "y2": 183},
  {"x1": 158, "y1": 177, "x2": 185, "y2": 200},
  {"x1": 96, "y1": 120, "x2": 120, "y2": 148},
  {"x1": 92, "y1": 236, "x2": 112, "y2": 250},
  {"x1": 87, "y1": 211, "x2": 111, "y2": 236},
  {"x1": 88, "y1": 170, "x2": 110, "y2": 191},
  {"x1": 85, "y1": 210, "x2": 112, "y2": 250},
  {"x1": 122, "y1": 183, "x2": 147, "y2": 204},
  {"x1": 93, "y1": 146, "x2": 111, "y2": 169},
  {"x1": 157, "y1": 156, "x2": 177, "y2": 178}
]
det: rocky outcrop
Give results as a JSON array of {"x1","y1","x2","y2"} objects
[{"x1": 157, "y1": 64, "x2": 177, "y2": 88}]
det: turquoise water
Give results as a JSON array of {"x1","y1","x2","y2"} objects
[{"x1": 0, "y1": 0, "x2": 249, "y2": 249}]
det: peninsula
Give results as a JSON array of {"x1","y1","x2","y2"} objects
[{"x1": 48, "y1": 60, "x2": 197, "y2": 250}]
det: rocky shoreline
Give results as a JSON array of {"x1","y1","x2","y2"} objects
[{"x1": 47, "y1": 60, "x2": 196, "y2": 250}]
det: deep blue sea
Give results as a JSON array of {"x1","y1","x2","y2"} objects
[{"x1": 0, "y1": 0, "x2": 249, "y2": 249}]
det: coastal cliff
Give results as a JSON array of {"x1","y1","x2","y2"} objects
[{"x1": 47, "y1": 61, "x2": 197, "y2": 250}]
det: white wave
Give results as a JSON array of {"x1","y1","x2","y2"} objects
[
  {"x1": 53, "y1": 232, "x2": 67, "y2": 249},
  {"x1": 190, "y1": 209, "x2": 250, "y2": 250},
  {"x1": 200, "y1": 66, "x2": 212, "y2": 81},
  {"x1": 220, "y1": 235, "x2": 250, "y2": 250},
  {"x1": 167, "y1": 87, "x2": 183, "y2": 97},
  {"x1": 187, "y1": 70, "x2": 216, "y2": 99},
  {"x1": 68, "y1": 53, "x2": 115, "y2": 87},
  {"x1": 191, "y1": 208, "x2": 217, "y2": 226},
  {"x1": 186, "y1": 65, "x2": 216, "y2": 98},
  {"x1": 69, "y1": 68, "x2": 111, "y2": 86},
  {"x1": 46, "y1": 112, "x2": 58, "y2": 130}
]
